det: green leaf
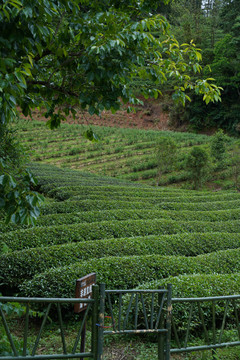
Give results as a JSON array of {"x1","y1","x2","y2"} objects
[
  {"x1": 2, "y1": 8, "x2": 10, "y2": 21},
  {"x1": 9, "y1": 0, "x2": 23, "y2": 8},
  {"x1": 0, "y1": 197, "x2": 5, "y2": 208},
  {"x1": 83, "y1": 129, "x2": 99, "y2": 142},
  {"x1": 15, "y1": 72, "x2": 27, "y2": 88},
  {"x1": 0, "y1": 175, "x2": 9, "y2": 186},
  {"x1": 8, "y1": 175, "x2": 17, "y2": 188},
  {"x1": 88, "y1": 106, "x2": 96, "y2": 115}
]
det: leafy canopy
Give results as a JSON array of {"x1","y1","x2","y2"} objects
[{"x1": 0, "y1": 0, "x2": 222, "y2": 224}]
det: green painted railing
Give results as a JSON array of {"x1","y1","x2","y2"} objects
[
  {"x1": 171, "y1": 294, "x2": 240, "y2": 355},
  {"x1": 0, "y1": 286, "x2": 99, "y2": 360},
  {"x1": 97, "y1": 284, "x2": 172, "y2": 360},
  {"x1": 2, "y1": 287, "x2": 240, "y2": 359}
]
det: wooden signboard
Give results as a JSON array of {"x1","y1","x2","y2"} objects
[{"x1": 74, "y1": 273, "x2": 96, "y2": 313}]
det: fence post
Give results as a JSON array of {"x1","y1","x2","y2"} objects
[
  {"x1": 92, "y1": 285, "x2": 99, "y2": 360},
  {"x1": 166, "y1": 284, "x2": 172, "y2": 360},
  {"x1": 98, "y1": 283, "x2": 106, "y2": 360},
  {"x1": 158, "y1": 288, "x2": 164, "y2": 360}
]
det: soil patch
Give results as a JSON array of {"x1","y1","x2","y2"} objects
[{"x1": 20, "y1": 97, "x2": 172, "y2": 131}]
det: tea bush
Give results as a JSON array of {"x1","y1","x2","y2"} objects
[
  {"x1": 1, "y1": 207, "x2": 240, "y2": 234},
  {"x1": 125, "y1": 273, "x2": 240, "y2": 335},
  {"x1": 1, "y1": 219, "x2": 240, "y2": 252},
  {"x1": 2, "y1": 232, "x2": 240, "y2": 288},
  {"x1": 20, "y1": 248, "x2": 240, "y2": 298}
]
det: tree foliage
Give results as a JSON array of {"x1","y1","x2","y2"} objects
[
  {"x1": 185, "y1": 146, "x2": 212, "y2": 189},
  {"x1": 210, "y1": 129, "x2": 228, "y2": 169},
  {"x1": 169, "y1": 0, "x2": 240, "y2": 134},
  {"x1": 230, "y1": 141, "x2": 240, "y2": 191},
  {"x1": 0, "y1": 121, "x2": 44, "y2": 224},
  {"x1": 155, "y1": 137, "x2": 177, "y2": 186},
  {"x1": 0, "y1": 0, "x2": 222, "y2": 223}
]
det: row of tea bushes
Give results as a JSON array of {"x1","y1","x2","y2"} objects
[
  {"x1": 44, "y1": 187, "x2": 240, "y2": 202},
  {"x1": 39, "y1": 198, "x2": 240, "y2": 217},
  {"x1": 1, "y1": 219, "x2": 240, "y2": 251},
  {"x1": 138, "y1": 273, "x2": 240, "y2": 299},
  {"x1": 1, "y1": 162, "x2": 239, "y2": 305},
  {"x1": 41, "y1": 183, "x2": 236, "y2": 199},
  {"x1": 30, "y1": 163, "x2": 240, "y2": 200},
  {"x1": 123, "y1": 273, "x2": 240, "y2": 334},
  {"x1": 20, "y1": 247, "x2": 240, "y2": 298},
  {"x1": 1, "y1": 208, "x2": 240, "y2": 234},
  {"x1": 30, "y1": 164, "x2": 146, "y2": 188},
  {"x1": 41, "y1": 199, "x2": 154, "y2": 214},
  {"x1": 73, "y1": 198, "x2": 240, "y2": 212},
  {"x1": 1, "y1": 232, "x2": 240, "y2": 288},
  {"x1": 32, "y1": 165, "x2": 238, "y2": 201}
]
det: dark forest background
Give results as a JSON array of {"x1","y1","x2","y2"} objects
[{"x1": 155, "y1": 0, "x2": 240, "y2": 135}]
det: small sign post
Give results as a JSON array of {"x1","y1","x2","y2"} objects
[
  {"x1": 75, "y1": 273, "x2": 96, "y2": 313},
  {"x1": 74, "y1": 273, "x2": 96, "y2": 359}
]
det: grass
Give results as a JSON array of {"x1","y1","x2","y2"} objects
[
  {"x1": 9, "y1": 323, "x2": 240, "y2": 360},
  {"x1": 3, "y1": 313, "x2": 240, "y2": 360}
]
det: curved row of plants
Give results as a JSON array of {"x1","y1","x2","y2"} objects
[
  {"x1": 1, "y1": 218, "x2": 240, "y2": 252},
  {"x1": 18, "y1": 120, "x2": 239, "y2": 189},
  {"x1": 1, "y1": 232, "x2": 240, "y2": 288},
  {"x1": 1, "y1": 163, "x2": 240, "y2": 315},
  {"x1": 44, "y1": 186, "x2": 240, "y2": 202},
  {"x1": 20, "y1": 248, "x2": 240, "y2": 298},
  {"x1": 1, "y1": 207, "x2": 240, "y2": 233}
]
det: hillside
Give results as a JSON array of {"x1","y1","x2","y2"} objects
[
  {"x1": 1, "y1": 162, "x2": 240, "y2": 301},
  {"x1": 22, "y1": 97, "x2": 171, "y2": 132},
  {"x1": 1, "y1": 148, "x2": 240, "y2": 358},
  {"x1": 15, "y1": 118, "x2": 239, "y2": 189}
]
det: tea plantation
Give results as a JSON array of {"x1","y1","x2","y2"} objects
[
  {"x1": 15, "y1": 119, "x2": 239, "y2": 189},
  {"x1": 1, "y1": 162, "x2": 240, "y2": 302}
]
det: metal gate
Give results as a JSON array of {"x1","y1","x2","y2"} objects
[{"x1": 97, "y1": 283, "x2": 172, "y2": 360}]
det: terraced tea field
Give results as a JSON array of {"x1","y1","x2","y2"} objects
[
  {"x1": 1, "y1": 120, "x2": 240, "y2": 358},
  {"x1": 15, "y1": 119, "x2": 238, "y2": 188},
  {"x1": 1, "y1": 163, "x2": 240, "y2": 303}
]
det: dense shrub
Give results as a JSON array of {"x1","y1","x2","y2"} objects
[
  {"x1": 230, "y1": 141, "x2": 240, "y2": 190},
  {"x1": 127, "y1": 273, "x2": 240, "y2": 336},
  {"x1": 2, "y1": 232, "x2": 240, "y2": 288},
  {"x1": 40, "y1": 198, "x2": 240, "y2": 216},
  {"x1": 1, "y1": 208, "x2": 240, "y2": 234},
  {"x1": 1, "y1": 219, "x2": 240, "y2": 252},
  {"x1": 45, "y1": 187, "x2": 240, "y2": 202},
  {"x1": 155, "y1": 137, "x2": 177, "y2": 186},
  {"x1": 20, "y1": 248, "x2": 240, "y2": 298},
  {"x1": 211, "y1": 129, "x2": 229, "y2": 169},
  {"x1": 184, "y1": 146, "x2": 212, "y2": 189},
  {"x1": 37, "y1": 181, "x2": 240, "y2": 201}
]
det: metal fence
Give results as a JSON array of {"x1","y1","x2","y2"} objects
[
  {"x1": 0, "y1": 286, "x2": 99, "y2": 360},
  {"x1": 171, "y1": 294, "x2": 240, "y2": 355},
  {"x1": 1, "y1": 287, "x2": 240, "y2": 359}
]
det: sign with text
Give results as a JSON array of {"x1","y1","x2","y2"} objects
[{"x1": 74, "y1": 273, "x2": 96, "y2": 313}]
